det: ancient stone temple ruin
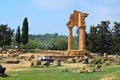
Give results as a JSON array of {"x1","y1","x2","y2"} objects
[{"x1": 66, "y1": 10, "x2": 88, "y2": 56}]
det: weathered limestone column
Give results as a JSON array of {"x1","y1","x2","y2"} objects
[
  {"x1": 68, "y1": 27, "x2": 73, "y2": 52},
  {"x1": 78, "y1": 26, "x2": 86, "y2": 50}
]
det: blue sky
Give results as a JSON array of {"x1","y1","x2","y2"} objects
[{"x1": 0, "y1": 0, "x2": 120, "y2": 35}]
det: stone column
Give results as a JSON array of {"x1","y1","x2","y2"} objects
[
  {"x1": 68, "y1": 27, "x2": 73, "y2": 52},
  {"x1": 78, "y1": 26, "x2": 86, "y2": 50}
]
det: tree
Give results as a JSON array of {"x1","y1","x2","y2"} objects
[
  {"x1": 87, "y1": 25, "x2": 98, "y2": 52},
  {"x1": 96, "y1": 21, "x2": 111, "y2": 54},
  {"x1": 87, "y1": 21, "x2": 112, "y2": 54},
  {"x1": 26, "y1": 39, "x2": 40, "y2": 49},
  {"x1": 15, "y1": 26, "x2": 21, "y2": 50},
  {"x1": 55, "y1": 38, "x2": 68, "y2": 50},
  {"x1": 112, "y1": 22, "x2": 120, "y2": 54},
  {"x1": 22, "y1": 17, "x2": 29, "y2": 48},
  {"x1": 0, "y1": 24, "x2": 14, "y2": 49}
]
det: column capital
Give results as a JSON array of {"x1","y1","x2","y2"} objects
[
  {"x1": 67, "y1": 24, "x2": 73, "y2": 28},
  {"x1": 78, "y1": 26, "x2": 86, "y2": 29},
  {"x1": 68, "y1": 27, "x2": 73, "y2": 30}
]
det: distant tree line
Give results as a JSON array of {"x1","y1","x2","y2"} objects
[{"x1": 29, "y1": 33, "x2": 68, "y2": 50}]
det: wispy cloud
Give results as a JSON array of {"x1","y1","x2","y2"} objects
[
  {"x1": 32, "y1": 0, "x2": 69, "y2": 9},
  {"x1": 85, "y1": 0, "x2": 120, "y2": 26}
]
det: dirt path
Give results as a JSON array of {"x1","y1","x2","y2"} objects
[
  {"x1": 100, "y1": 76, "x2": 115, "y2": 80},
  {"x1": 2, "y1": 61, "x2": 31, "y2": 71},
  {"x1": 1, "y1": 60, "x2": 88, "y2": 72}
]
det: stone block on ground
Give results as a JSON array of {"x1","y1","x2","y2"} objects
[
  {"x1": 5, "y1": 59, "x2": 20, "y2": 64},
  {"x1": 78, "y1": 58, "x2": 83, "y2": 63},
  {"x1": 31, "y1": 59, "x2": 41, "y2": 66},
  {"x1": 53, "y1": 59, "x2": 61, "y2": 67},
  {"x1": 68, "y1": 58, "x2": 76, "y2": 63},
  {"x1": 41, "y1": 61, "x2": 50, "y2": 67}
]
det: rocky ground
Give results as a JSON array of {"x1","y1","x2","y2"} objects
[{"x1": 0, "y1": 51, "x2": 120, "y2": 80}]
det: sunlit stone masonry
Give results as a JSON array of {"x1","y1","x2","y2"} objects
[{"x1": 66, "y1": 10, "x2": 88, "y2": 56}]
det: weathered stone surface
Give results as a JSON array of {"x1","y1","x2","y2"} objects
[
  {"x1": 78, "y1": 58, "x2": 83, "y2": 62},
  {"x1": 41, "y1": 61, "x2": 49, "y2": 65},
  {"x1": 95, "y1": 64, "x2": 104, "y2": 72},
  {"x1": 31, "y1": 59, "x2": 41, "y2": 66},
  {"x1": 68, "y1": 58, "x2": 76, "y2": 63},
  {"x1": 53, "y1": 59, "x2": 61, "y2": 67},
  {"x1": 104, "y1": 53, "x2": 108, "y2": 58},
  {"x1": 66, "y1": 10, "x2": 88, "y2": 56},
  {"x1": 5, "y1": 59, "x2": 20, "y2": 64},
  {"x1": 29, "y1": 55, "x2": 35, "y2": 60}
]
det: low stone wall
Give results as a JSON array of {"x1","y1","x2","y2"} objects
[{"x1": 35, "y1": 50, "x2": 63, "y2": 56}]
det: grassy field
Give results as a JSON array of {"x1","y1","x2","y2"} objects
[{"x1": 0, "y1": 65, "x2": 120, "y2": 80}]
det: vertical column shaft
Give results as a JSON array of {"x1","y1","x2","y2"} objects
[
  {"x1": 68, "y1": 27, "x2": 73, "y2": 52},
  {"x1": 78, "y1": 27, "x2": 86, "y2": 50}
]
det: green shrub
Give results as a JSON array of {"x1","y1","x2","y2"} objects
[{"x1": 94, "y1": 57, "x2": 101, "y2": 64}]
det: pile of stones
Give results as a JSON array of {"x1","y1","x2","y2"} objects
[
  {"x1": 73, "y1": 64, "x2": 104, "y2": 74},
  {"x1": 31, "y1": 59, "x2": 61, "y2": 68}
]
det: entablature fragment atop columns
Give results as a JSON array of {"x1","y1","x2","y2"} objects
[{"x1": 66, "y1": 10, "x2": 88, "y2": 28}]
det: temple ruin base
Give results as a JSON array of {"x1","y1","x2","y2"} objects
[{"x1": 67, "y1": 50, "x2": 87, "y2": 57}]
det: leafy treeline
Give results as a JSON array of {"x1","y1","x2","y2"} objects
[
  {"x1": 29, "y1": 21, "x2": 120, "y2": 54},
  {"x1": 0, "y1": 17, "x2": 29, "y2": 50},
  {"x1": 1, "y1": 20, "x2": 120, "y2": 55},
  {"x1": 0, "y1": 24, "x2": 14, "y2": 49},
  {"x1": 86, "y1": 21, "x2": 120, "y2": 54},
  {"x1": 29, "y1": 33, "x2": 68, "y2": 50}
]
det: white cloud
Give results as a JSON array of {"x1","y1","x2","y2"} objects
[{"x1": 32, "y1": 0, "x2": 69, "y2": 9}]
